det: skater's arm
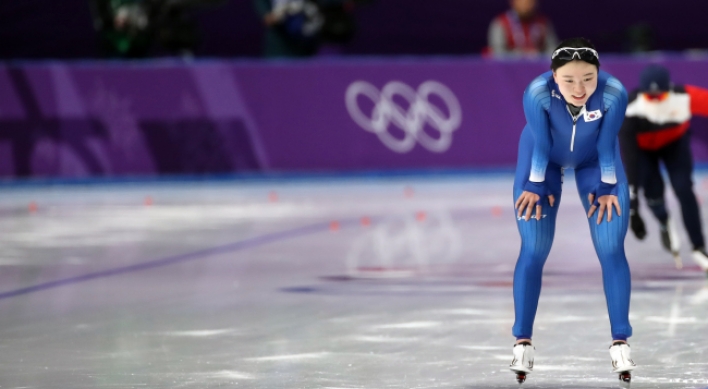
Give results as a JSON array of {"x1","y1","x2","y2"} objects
[
  {"x1": 588, "y1": 76, "x2": 628, "y2": 223},
  {"x1": 522, "y1": 75, "x2": 552, "y2": 188},
  {"x1": 597, "y1": 76, "x2": 628, "y2": 187},
  {"x1": 516, "y1": 75, "x2": 555, "y2": 221},
  {"x1": 686, "y1": 85, "x2": 708, "y2": 117}
]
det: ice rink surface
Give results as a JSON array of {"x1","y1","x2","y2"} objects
[{"x1": 0, "y1": 171, "x2": 707, "y2": 389}]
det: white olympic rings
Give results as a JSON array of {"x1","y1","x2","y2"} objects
[{"x1": 345, "y1": 80, "x2": 462, "y2": 153}]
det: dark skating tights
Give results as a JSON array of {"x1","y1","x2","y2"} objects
[{"x1": 640, "y1": 134, "x2": 705, "y2": 250}]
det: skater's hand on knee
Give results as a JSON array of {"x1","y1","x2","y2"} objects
[
  {"x1": 587, "y1": 194, "x2": 621, "y2": 224},
  {"x1": 515, "y1": 192, "x2": 554, "y2": 221},
  {"x1": 516, "y1": 191, "x2": 539, "y2": 221}
]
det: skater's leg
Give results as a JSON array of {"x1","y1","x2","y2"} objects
[
  {"x1": 508, "y1": 128, "x2": 554, "y2": 382},
  {"x1": 640, "y1": 148, "x2": 669, "y2": 222},
  {"x1": 512, "y1": 200, "x2": 560, "y2": 340},
  {"x1": 512, "y1": 128, "x2": 563, "y2": 339},
  {"x1": 639, "y1": 149, "x2": 682, "y2": 253},
  {"x1": 576, "y1": 164, "x2": 633, "y2": 341},
  {"x1": 663, "y1": 134, "x2": 706, "y2": 250},
  {"x1": 509, "y1": 128, "x2": 561, "y2": 382}
]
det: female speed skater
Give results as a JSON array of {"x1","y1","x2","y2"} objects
[{"x1": 509, "y1": 37, "x2": 636, "y2": 384}]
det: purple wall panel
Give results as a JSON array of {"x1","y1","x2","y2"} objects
[
  {"x1": 232, "y1": 60, "x2": 546, "y2": 170},
  {"x1": 2, "y1": 57, "x2": 708, "y2": 179}
]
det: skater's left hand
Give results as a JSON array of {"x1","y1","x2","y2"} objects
[{"x1": 587, "y1": 193, "x2": 621, "y2": 224}]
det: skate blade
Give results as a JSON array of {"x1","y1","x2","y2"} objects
[
  {"x1": 673, "y1": 252, "x2": 683, "y2": 269},
  {"x1": 612, "y1": 365, "x2": 636, "y2": 373},
  {"x1": 618, "y1": 371, "x2": 632, "y2": 388},
  {"x1": 509, "y1": 366, "x2": 532, "y2": 374}
]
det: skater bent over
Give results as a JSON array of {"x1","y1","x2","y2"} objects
[
  {"x1": 510, "y1": 37, "x2": 636, "y2": 384},
  {"x1": 619, "y1": 64, "x2": 708, "y2": 273}
]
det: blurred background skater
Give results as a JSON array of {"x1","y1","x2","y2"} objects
[
  {"x1": 486, "y1": 0, "x2": 558, "y2": 58},
  {"x1": 511, "y1": 38, "x2": 634, "y2": 384},
  {"x1": 619, "y1": 64, "x2": 708, "y2": 273}
]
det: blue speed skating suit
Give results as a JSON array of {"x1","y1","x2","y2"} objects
[{"x1": 512, "y1": 70, "x2": 632, "y2": 341}]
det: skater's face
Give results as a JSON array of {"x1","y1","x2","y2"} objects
[{"x1": 553, "y1": 61, "x2": 598, "y2": 107}]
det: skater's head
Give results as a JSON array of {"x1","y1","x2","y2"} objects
[
  {"x1": 639, "y1": 64, "x2": 671, "y2": 99},
  {"x1": 551, "y1": 38, "x2": 600, "y2": 107}
]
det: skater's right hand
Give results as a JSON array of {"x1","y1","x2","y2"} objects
[
  {"x1": 630, "y1": 213, "x2": 646, "y2": 240},
  {"x1": 515, "y1": 191, "x2": 555, "y2": 221}
]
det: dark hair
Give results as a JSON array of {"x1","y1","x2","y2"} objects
[{"x1": 550, "y1": 37, "x2": 600, "y2": 71}]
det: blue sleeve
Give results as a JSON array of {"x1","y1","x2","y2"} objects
[
  {"x1": 598, "y1": 76, "x2": 628, "y2": 185},
  {"x1": 522, "y1": 75, "x2": 552, "y2": 184}
]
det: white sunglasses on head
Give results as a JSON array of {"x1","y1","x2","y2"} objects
[{"x1": 551, "y1": 47, "x2": 600, "y2": 61}]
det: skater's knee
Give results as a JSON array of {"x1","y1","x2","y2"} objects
[
  {"x1": 516, "y1": 253, "x2": 548, "y2": 272},
  {"x1": 520, "y1": 243, "x2": 552, "y2": 261},
  {"x1": 597, "y1": 253, "x2": 631, "y2": 275},
  {"x1": 594, "y1": 240, "x2": 624, "y2": 258}
]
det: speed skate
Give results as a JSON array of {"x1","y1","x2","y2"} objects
[
  {"x1": 509, "y1": 342, "x2": 534, "y2": 384},
  {"x1": 509, "y1": 341, "x2": 636, "y2": 385},
  {"x1": 609, "y1": 342, "x2": 636, "y2": 384}
]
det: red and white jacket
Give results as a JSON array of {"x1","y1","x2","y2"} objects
[{"x1": 619, "y1": 84, "x2": 708, "y2": 186}]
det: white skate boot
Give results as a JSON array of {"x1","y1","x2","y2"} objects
[
  {"x1": 609, "y1": 341, "x2": 636, "y2": 384},
  {"x1": 691, "y1": 248, "x2": 708, "y2": 273},
  {"x1": 509, "y1": 341, "x2": 534, "y2": 384}
]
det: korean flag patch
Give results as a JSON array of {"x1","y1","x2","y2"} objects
[{"x1": 584, "y1": 109, "x2": 603, "y2": 122}]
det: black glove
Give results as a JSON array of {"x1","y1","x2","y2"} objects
[
  {"x1": 629, "y1": 197, "x2": 646, "y2": 239},
  {"x1": 630, "y1": 213, "x2": 646, "y2": 240}
]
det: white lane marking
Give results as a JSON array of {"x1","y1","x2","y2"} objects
[
  {"x1": 245, "y1": 352, "x2": 330, "y2": 362},
  {"x1": 372, "y1": 321, "x2": 441, "y2": 329}
]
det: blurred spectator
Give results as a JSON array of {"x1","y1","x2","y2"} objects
[
  {"x1": 253, "y1": 0, "x2": 324, "y2": 58},
  {"x1": 486, "y1": 0, "x2": 558, "y2": 57},
  {"x1": 253, "y1": 0, "x2": 371, "y2": 58},
  {"x1": 89, "y1": 0, "x2": 225, "y2": 58},
  {"x1": 624, "y1": 22, "x2": 653, "y2": 53},
  {"x1": 90, "y1": 0, "x2": 152, "y2": 58},
  {"x1": 318, "y1": 0, "x2": 356, "y2": 45}
]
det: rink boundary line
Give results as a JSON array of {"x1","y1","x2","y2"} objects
[
  {"x1": 0, "y1": 168, "x2": 517, "y2": 189},
  {"x1": 0, "y1": 220, "x2": 352, "y2": 301},
  {"x1": 4, "y1": 164, "x2": 708, "y2": 189}
]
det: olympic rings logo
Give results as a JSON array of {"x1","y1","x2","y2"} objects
[{"x1": 345, "y1": 80, "x2": 462, "y2": 153}]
